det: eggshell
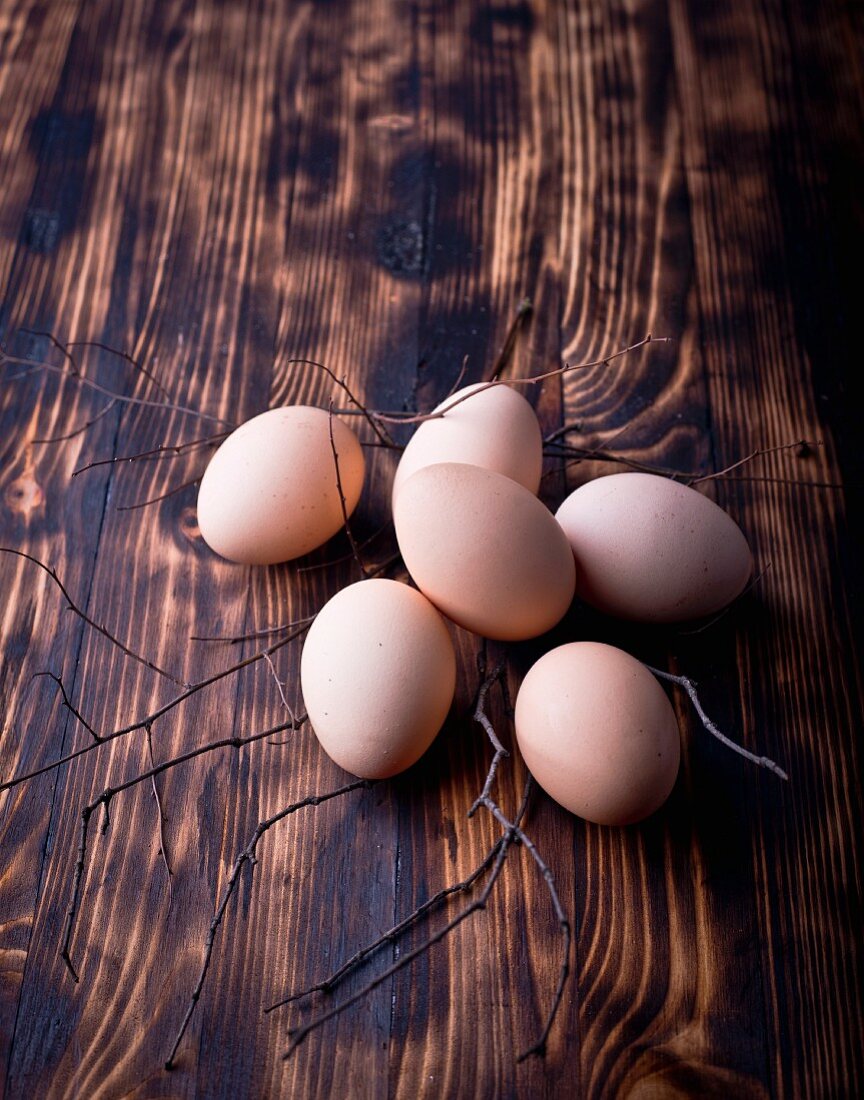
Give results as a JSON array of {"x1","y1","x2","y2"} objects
[
  {"x1": 393, "y1": 462, "x2": 576, "y2": 641},
  {"x1": 514, "y1": 642, "x2": 680, "y2": 825},
  {"x1": 300, "y1": 579, "x2": 456, "y2": 779},
  {"x1": 555, "y1": 472, "x2": 753, "y2": 622},
  {"x1": 392, "y1": 383, "x2": 543, "y2": 501},
  {"x1": 196, "y1": 406, "x2": 365, "y2": 565}
]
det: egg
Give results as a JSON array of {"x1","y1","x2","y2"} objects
[
  {"x1": 514, "y1": 642, "x2": 680, "y2": 825},
  {"x1": 393, "y1": 462, "x2": 576, "y2": 640},
  {"x1": 300, "y1": 579, "x2": 456, "y2": 779},
  {"x1": 555, "y1": 472, "x2": 753, "y2": 622},
  {"x1": 392, "y1": 383, "x2": 543, "y2": 501},
  {"x1": 196, "y1": 406, "x2": 365, "y2": 565}
]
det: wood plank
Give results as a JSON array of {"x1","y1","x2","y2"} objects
[
  {"x1": 551, "y1": 3, "x2": 775, "y2": 1097},
  {"x1": 668, "y1": 3, "x2": 863, "y2": 1097}
]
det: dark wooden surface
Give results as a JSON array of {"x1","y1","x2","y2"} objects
[{"x1": 1, "y1": 1, "x2": 862, "y2": 1097}]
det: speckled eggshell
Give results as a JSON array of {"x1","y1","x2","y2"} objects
[
  {"x1": 555, "y1": 472, "x2": 753, "y2": 622},
  {"x1": 300, "y1": 579, "x2": 456, "y2": 779},
  {"x1": 392, "y1": 383, "x2": 543, "y2": 502},
  {"x1": 514, "y1": 642, "x2": 680, "y2": 826},
  {"x1": 393, "y1": 462, "x2": 576, "y2": 641},
  {"x1": 196, "y1": 406, "x2": 365, "y2": 565}
]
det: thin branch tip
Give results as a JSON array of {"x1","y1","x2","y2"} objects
[{"x1": 647, "y1": 666, "x2": 788, "y2": 780}]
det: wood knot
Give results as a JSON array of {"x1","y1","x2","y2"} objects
[
  {"x1": 5, "y1": 475, "x2": 44, "y2": 519},
  {"x1": 179, "y1": 506, "x2": 201, "y2": 542},
  {"x1": 376, "y1": 219, "x2": 424, "y2": 277}
]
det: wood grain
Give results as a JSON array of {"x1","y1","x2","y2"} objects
[{"x1": 1, "y1": 1, "x2": 861, "y2": 1097}]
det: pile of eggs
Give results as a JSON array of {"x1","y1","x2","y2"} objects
[{"x1": 196, "y1": 386, "x2": 753, "y2": 827}]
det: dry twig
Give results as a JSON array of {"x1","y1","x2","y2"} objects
[
  {"x1": 468, "y1": 662, "x2": 571, "y2": 1061},
  {"x1": 72, "y1": 432, "x2": 229, "y2": 478},
  {"x1": 647, "y1": 665, "x2": 788, "y2": 779},
  {"x1": 344, "y1": 334, "x2": 665, "y2": 427},
  {"x1": 485, "y1": 297, "x2": 533, "y2": 382},
  {"x1": 0, "y1": 548, "x2": 185, "y2": 687},
  {"x1": 265, "y1": 837, "x2": 507, "y2": 1012},
  {"x1": 1, "y1": 342, "x2": 233, "y2": 427},
  {"x1": 0, "y1": 619, "x2": 313, "y2": 793},
  {"x1": 328, "y1": 400, "x2": 369, "y2": 577},
  {"x1": 164, "y1": 777, "x2": 372, "y2": 1070},
  {"x1": 116, "y1": 475, "x2": 201, "y2": 512},
  {"x1": 32, "y1": 397, "x2": 118, "y2": 445},
  {"x1": 31, "y1": 671, "x2": 99, "y2": 742},
  {"x1": 60, "y1": 715, "x2": 307, "y2": 982},
  {"x1": 283, "y1": 778, "x2": 533, "y2": 1058}
]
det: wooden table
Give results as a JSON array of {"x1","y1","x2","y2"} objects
[{"x1": 1, "y1": 2, "x2": 861, "y2": 1097}]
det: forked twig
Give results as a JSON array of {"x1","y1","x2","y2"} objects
[
  {"x1": 468, "y1": 660, "x2": 509, "y2": 816},
  {"x1": 190, "y1": 616, "x2": 315, "y2": 645},
  {"x1": 60, "y1": 716, "x2": 307, "y2": 982},
  {"x1": 1, "y1": 621, "x2": 313, "y2": 793},
  {"x1": 283, "y1": 778, "x2": 533, "y2": 1058},
  {"x1": 164, "y1": 778, "x2": 372, "y2": 1070},
  {"x1": 469, "y1": 665, "x2": 571, "y2": 1060},
  {"x1": 285, "y1": 358, "x2": 394, "y2": 447},
  {"x1": 1, "y1": 346, "x2": 233, "y2": 427},
  {"x1": 116, "y1": 475, "x2": 201, "y2": 512},
  {"x1": 65, "y1": 338, "x2": 172, "y2": 400},
  {"x1": 72, "y1": 432, "x2": 229, "y2": 478},
  {"x1": 31, "y1": 671, "x2": 100, "y2": 742},
  {"x1": 265, "y1": 837, "x2": 506, "y2": 1012},
  {"x1": 353, "y1": 334, "x2": 666, "y2": 427}
]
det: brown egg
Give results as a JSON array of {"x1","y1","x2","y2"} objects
[
  {"x1": 392, "y1": 383, "x2": 543, "y2": 501},
  {"x1": 300, "y1": 579, "x2": 456, "y2": 779},
  {"x1": 196, "y1": 406, "x2": 365, "y2": 564},
  {"x1": 514, "y1": 642, "x2": 680, "y2": 825},
  {"x1": 555, "y1": 472, "x2": 753, "y2": 622},
  {"x1": 393, "y1": 462, "x2": 576, "y2": 640}
]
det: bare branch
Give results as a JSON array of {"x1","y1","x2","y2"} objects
[
  {"x1": 468, "y1": 661, "x2": 509, "y2": 817},
  {"x1": 1, "y1": 620, "x2": 313, "y2": 794},
  {"x1": 17, "y1": 328, "x2": 81, "y2": 375},
  {"x1": 164, "y1": 777, "x2": 372, "y2": 1070},
  {"x1": 1, "y1": 548, "x2": 186, "y2": 687},
  {"x1": 60, "y1": 715, "x2": 306, "y2": 981},
  {"x1": 470, "y1": 684, "x2": 571, "y2": 1061},
  {"x1": 65, "y1": 338, "x2": 172, "y2": 400},
  {"x1": 190, "y1": 615, "x2": 315, "y2": 645},
  {"x1": 688, "y1": 440, "x2": 815, "y2": 485},
  {"x1": 646, "y1": 665, "x2": 788, "y2": 779},
  {"x1": 284, "y1": 358, "x2": 395, "y2": 447},
  {"x1": 485, "y1": 297, "x2": 532, "y2": 382},
  {"x1": 31, "y1": 671, "x2": 100, "y2": 742},
  {"x1": 32, "y1": 398, "x2": 118, "y2": 445},
  {"x1": 329, "y1": 400, "x2": 368, "y2": 577},
  {"x1": 146, "y1": 724, "x2": 173, "y2": 894},
  {"x1": 543, "y1": 436, "x2": 824, "y2": 490},
  {"x1": 262, "y1": 652, "x2": 293, "y2": 713},
  {"x1": 283, "y1": 778, "x2": 533, "y2": 1058},
  {"x1": 344, "y1": 334, "x2": 666, "y2": 427},
  {"x1": 116, "y1": 475, "x2": 200, "y2": 513},
  {"x1": 442, "y1": 354, "x2": 471, "y2": 401},
  {"x1": 266, "y1": 837, "x2": 505, "y2": 1012},
  {"x1": 72, "y1": 432, "x2": 228, "y2": 478},
  {"x1": 296, "y1": 522, "x2": 393, "y2": 575},
  {"x1": 1, "y1": 346, "x2": 234, "y2": 427}
]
